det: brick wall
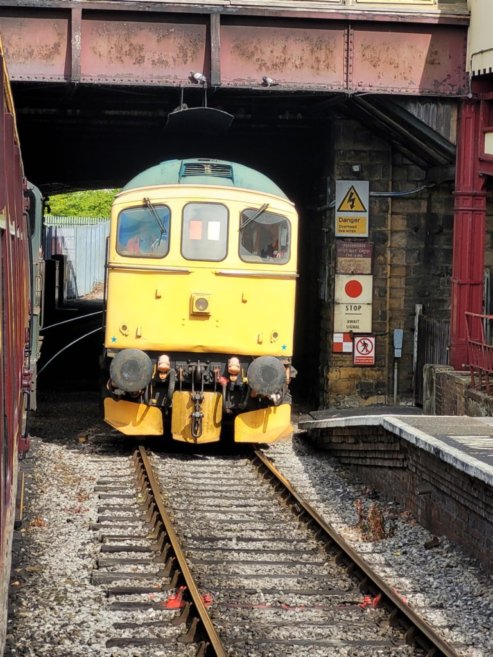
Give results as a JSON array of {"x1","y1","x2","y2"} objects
[
  {"x1": 424, "y1": 364, "x2": 493, "y2": 416},
  {"x1": 311, "y1": 428, "x2": 493, "y2": 571}
]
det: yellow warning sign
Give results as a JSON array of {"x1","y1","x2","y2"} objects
[
  {"x1": 337, "y1": 186, "x2": 367, "y2": 213},
  {"x1": 336, "y1": 216, "x2": 368, "y2": 235},
  {"x1": 335, "y1": 180, "x2": 369, "y2": 238}
]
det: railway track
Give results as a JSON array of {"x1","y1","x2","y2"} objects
[{"x1": 90, "y1": 446, "x2": 463, "y2": 656}]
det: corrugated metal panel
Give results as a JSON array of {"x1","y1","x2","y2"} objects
[
  {"x1": 44, "y1": 219, "x2": 109, "y2": 298},
  {"x1": 394, "y1": 99, "x2": 458, "y2": 145},
  {"x1": 468, "y1": 0, "x2": 493, "y2": 76}
]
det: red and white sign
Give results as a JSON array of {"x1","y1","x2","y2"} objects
[
  {"x1": 353, "y1": 335, "x2": 375, "y2": 365},
  {"x1": 334, "y1": 274, "x2": 373, "y2": 333},
  {"x1": 334, "y1": 304, "x2": 372, "y2": 333},
  {"x1": 335, "y1": 274, "x2": 373, "y2": 303},
  {"x1": 332, "y1": 333, "x2": 353, "y2": 353}
]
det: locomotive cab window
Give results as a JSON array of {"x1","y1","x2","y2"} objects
[
  {"x1": 117, "y1": 203, "x2": 170, "y2": 258},
  {"x1": 239, "y1": 207, "x2": 290, "y2": 264},
  {"x1": 182, "y1": 203, "x2": 228, "y2": 261}
]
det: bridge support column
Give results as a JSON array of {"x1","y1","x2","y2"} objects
[{"x1": 450, "y1": 99, "x2": 486, "y2": 370}]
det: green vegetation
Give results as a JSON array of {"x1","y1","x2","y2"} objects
[{"x1": 48, "y1": 189, "x2": 119, "y2": 218}]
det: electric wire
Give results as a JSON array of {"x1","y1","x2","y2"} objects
[{"x1": 38, "y1": 327, "x2": 102, "y2": 376}]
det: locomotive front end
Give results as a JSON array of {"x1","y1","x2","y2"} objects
[{"x1": 102, "y1": 158, "x2": 298, "y2": 444}]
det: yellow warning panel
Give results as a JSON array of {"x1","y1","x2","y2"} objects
[
  {"x1": 337, "y1": 185, "x2": 367, "y2": 212},
  {"x1": 335, "y1": 215, "x2": 368, "y2": 235},
  {"x1": 335, "y1": 180, "x2": 369, "y2": 238}
]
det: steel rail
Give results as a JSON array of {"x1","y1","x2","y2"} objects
[
  {"x1": 253, "y1": 448, "x2": 462, "y2": 657},
  {"x1": 135, "y1": 446, "x2": 228, "y2": 657}
]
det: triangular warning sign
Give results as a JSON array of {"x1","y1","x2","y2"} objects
[{"x1": 337, "y1": 186, "x2": 366, "y2": 212}]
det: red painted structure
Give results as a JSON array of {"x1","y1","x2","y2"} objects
[
  {"x1": 451, "y1": 88, "x2": 493, "y2": 370},
  {"x1": 464, "y1": 311, "x2": 493, "y2": 391},
  {"x1": 0, "y1": 43, "x2": 33, "y2": 654},
  {"x1": 0, "y1": 5, "x2": 469, "y2": 96}
]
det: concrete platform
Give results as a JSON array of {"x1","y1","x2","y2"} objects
[
  {"x1": 298, "y1": 406, "x2": 493, "y2": 570},
  {"x1": 299, "y1": 407, "x2": 493, "y2": 486}
]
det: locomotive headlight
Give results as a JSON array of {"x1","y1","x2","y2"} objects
[
  {"x1": 157, "y1": 354, "x2": 170, "y2": 373},
  {"x1": 191, "y1": 293, "x2": 211, "y2": 315},
  {"x1": 247, "y1": 356, "x2": 286, "y2": 396},
  {"x1": 157, "y1": 354, "x2": 171, "y2": 381},
  {"x1": 228, "y1": 356, "x2": 241, "y2": 382},
  {"x1": 110, "y1": 349, "x2": 153, "y2": 393},
  {"x1": 196, "y1": 297, "x2": 209, "y2": 311}
]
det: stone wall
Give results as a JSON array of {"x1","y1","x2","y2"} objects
[
  {"x1": 424, "y1": 364, "x2": 493, "y2": 416},
  {"x1": 319, "y1": 116, "x2": 455, "y2": 408}
]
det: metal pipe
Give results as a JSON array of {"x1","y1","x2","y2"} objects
[{"x1": 393, "y1": 359, "x2": 398, "y2": 405}]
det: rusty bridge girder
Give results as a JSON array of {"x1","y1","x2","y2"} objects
[{"x1": 0, "y1": 3, "x2": 468, "y2": 96}]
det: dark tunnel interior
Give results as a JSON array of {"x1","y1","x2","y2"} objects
[{"x1": 18, "y1": 83, "x2": 330, "y2": 403}]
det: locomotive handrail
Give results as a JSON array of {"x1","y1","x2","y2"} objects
[
  {"x1": 107, "y1": 262, "x2": 191, "y2": 273},
  {"x1": 215, "y1": 269, "x2": 298, "y2": 279}
]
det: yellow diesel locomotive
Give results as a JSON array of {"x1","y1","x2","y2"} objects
[{"x1": 102, "y1": 158, "x2": 298, "y2": 444}]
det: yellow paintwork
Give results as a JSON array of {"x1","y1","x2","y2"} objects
[
  {"x1": 104, "y1": 398, "x2": 164, "y2": 435},
  {"x1": 234, "y1": 404, "x2": 293, "y2": 443},
  {"x1": 104, "y1": 185, "x2": 298, "y2": 357},
  {"x1": 171, "y1": 391, "x2": 222, "y2": 443},
  {"x1": 104, "y1": 183, "x2": 298, "y2": 443}
]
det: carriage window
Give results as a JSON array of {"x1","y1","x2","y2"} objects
[
  {"x1": 182, "y1": 203, "x2": 228, "y2": 261},
  {"x1": 239, "y1": 208, "x2": 290, "y2": 264},
  {"x1": 116, "y1": 203, "x2": 170, "y2": 258}
]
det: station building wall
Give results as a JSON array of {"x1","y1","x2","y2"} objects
[{"x1": 317, "y1": 115, "x2": 455, "y2": 408}]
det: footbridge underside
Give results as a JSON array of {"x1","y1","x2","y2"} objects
[
  {"x1": 0, "y1": 4, "x2": 467, "y2": 94},
  {"x1": 0, "y1": 2, "x2": 468, "y2": 190}
]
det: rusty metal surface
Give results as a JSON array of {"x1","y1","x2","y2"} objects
[
  {"x1": 80, "y1": 14, "x2": 207, "y2": 84},
  {"x1": 0, "y1": 12, "x2": 70, "y2": 80},
  {"x1": 221, "y1": 21, "x2": 346, "y2": 88},
  {"x1": 0, "y1": 1, "x2": 470, "y2": 25},
  {"x1": 351, "y1": 25, "x2": 468, "y2": 95},
  {"x1": 0, "y1": 6, "x2": 468, "y2": 95}
]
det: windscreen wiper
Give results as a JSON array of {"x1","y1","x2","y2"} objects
[
  {"x1": 143, "y1": 197, "x2": 167, "y2": 236},
  {"x1": 239, "y1": 203, "x2": 269, "y2": 231}
]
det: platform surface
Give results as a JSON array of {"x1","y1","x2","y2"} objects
[{"x1": 299, "y1": 406, "x2": 493, "y2": 486}]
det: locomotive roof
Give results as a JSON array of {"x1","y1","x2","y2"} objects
[{"x1": 123, "y1": 158, "x2": 289, "y2": 199}]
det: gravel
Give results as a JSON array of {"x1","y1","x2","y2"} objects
[{"x1": 4, "y1": 394, "x2": 493, "y2": 657}]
